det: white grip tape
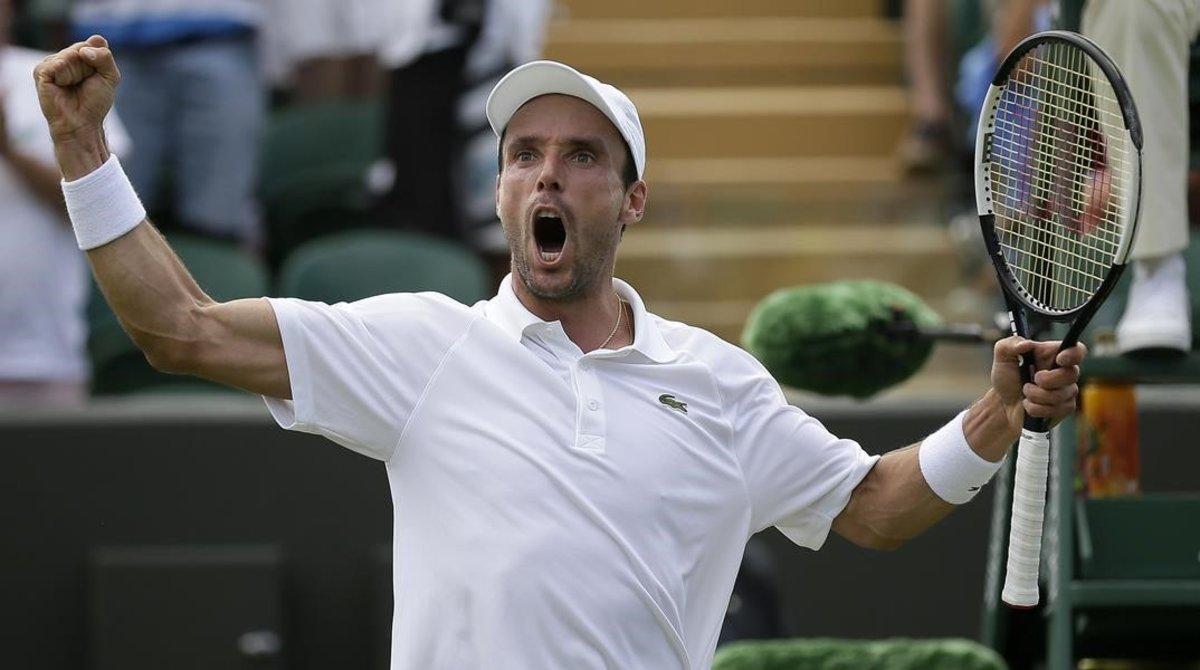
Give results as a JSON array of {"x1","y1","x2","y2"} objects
[
  {"x1": 1001, "y1": 429, "x2": 1051, "y2": 607},
  {"x1": 62, "y1": 154, "x2": 147, "y2": 250}
]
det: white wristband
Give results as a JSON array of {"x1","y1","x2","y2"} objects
[
  {"x1": 918, "y1": 410, "x2": 1006, "y2": 504},
  {"x1": 62, "y1": 154, "x2": 147, "y2": 250}
]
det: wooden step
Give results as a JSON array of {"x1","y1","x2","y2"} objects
[
  {"x1": 555, "y1": 0, "x2": 884, "y2": 20},
  {"x1": 628, "y1": 86, "x2": 908, "y2": 158},
  {"x1": 642, "y1": 157, "x2": 951, "y2": 226},
  {"x1": 616, "y1": 224, "x2": 959, "y2": 315},
  {"x1": 649, "y1": 156, "x2": 901, "y2": 190},
  {"x1": 543, "y1": 17, "x2": 902, "y2": 88}
]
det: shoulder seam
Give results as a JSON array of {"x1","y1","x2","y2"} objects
[
  {"x1": 388, "y1": 312, "x2": 482, "y2": 461},
  {"x1": 693, "y1": 355, "x2": 755, "y2": 528}
]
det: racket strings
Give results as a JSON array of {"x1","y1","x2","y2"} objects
[
  {"x1": 988, "y1": 158, "x2": 1126, "y2": 245},
  {"x1": 989, "y1": 156, "x2": 1128, "y2": 237},
  {"x1": 987, "y1": 40, "x2": 1131, "y2": 313},
  {"x1": 989, "y1": 220, "x2": 1113, "y2": 277}
]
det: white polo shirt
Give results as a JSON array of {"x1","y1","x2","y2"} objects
[{"x1": 263, "y1": 275, "x2": 878, "y2": 670}]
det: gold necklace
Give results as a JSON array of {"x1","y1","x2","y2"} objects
[{"x1": 598, "y1": 296, "x2": 626, "y2": 349}]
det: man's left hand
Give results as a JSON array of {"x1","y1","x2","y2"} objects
[{"x1": 991, "y1": 336, "x2": 1086, "y2": 431}]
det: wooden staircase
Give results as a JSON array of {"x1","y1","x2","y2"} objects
[{"x1": 544, "y1": 0, "x2": 987, "y2": 396}]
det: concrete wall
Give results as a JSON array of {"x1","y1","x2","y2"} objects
[{"x1": 2, "y1": 392, "x2": 1195, "y2": 669}]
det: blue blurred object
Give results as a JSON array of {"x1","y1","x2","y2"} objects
[
  {"x1": 956, "y1": 38, "x2": 997, "y2": 148},
  {"x1": 956, "y1": 6, "x2": 1053, "y2": 146}
]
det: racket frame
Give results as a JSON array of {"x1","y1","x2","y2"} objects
[
  {"x1": 975, "y1": 30, "x2": 1143, "y2": 362},
  {"x1": 972, "y1": 30, "x2": 1143, "y2": 608}
]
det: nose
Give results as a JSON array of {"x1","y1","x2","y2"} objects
[{"x1": 536, "y1": 154, "x2": 563, "y2": 193}]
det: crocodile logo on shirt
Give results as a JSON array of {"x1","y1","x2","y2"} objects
[{"x1": 658, "y1": 394, "x2": 688, "y2": 414}]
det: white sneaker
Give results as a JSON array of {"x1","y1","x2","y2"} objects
[{"x1": 1115, "y1": 253, "x2": 1192, "y2": 354}]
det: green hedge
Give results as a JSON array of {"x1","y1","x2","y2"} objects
[{"x1": 713, "y1": 638, "x2": 1007, "y2": 670}]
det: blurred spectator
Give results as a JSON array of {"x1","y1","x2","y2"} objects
[
  {"x1": 375, "y1": 0, "x2": 550, "y2": 247},
  {"x1": 954, "y1": 0, "x2": 1049, "y2": 149},
  {"x1": 897, "y1": 0, "x2": 953, "y2": 173},
  {"x1": 1, "y1": 0, "x2": 130, "y2": 406},
  {"x1": 899, "y1": 0, "x2": 1049, "y2": 174},
  {"x1": 265, "y1": 0, "x2": 384, "y2": 102},
  {"x1": 1084, "y1": 0, "x2": 1198, "y2": 354},
  {"x1": 70, "y1": 0, "x2": 265, "y2": 246}
]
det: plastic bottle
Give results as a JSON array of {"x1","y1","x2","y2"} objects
[{"x1": 1076, "y1": 380, "x2": 1140, "y2": 497}]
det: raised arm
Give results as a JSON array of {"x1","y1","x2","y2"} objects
[
  {"x1": 831, "y1": 336, "x2": 1084, "y2": 549},
  {"x1": 35, "y1": 36, "x2": 290, "y2": 398}
]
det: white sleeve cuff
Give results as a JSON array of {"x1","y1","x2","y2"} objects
[{"x1": 918, "y1": 410, "x2": 1006, "y2": 504}]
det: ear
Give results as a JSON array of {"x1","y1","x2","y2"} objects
[
  {"x1": 619, "y1": 180, "x2": 648, "y2": 231},
  {"x1": 494, "y1": 174, "x2": 502, "y2": 219}
]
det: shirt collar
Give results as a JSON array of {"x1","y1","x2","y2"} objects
[{"x1": 485, "y1": 274, "x2": 677, "y2": 364}]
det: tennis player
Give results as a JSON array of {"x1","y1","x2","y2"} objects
[{"x1": 36, "y1": 36, "x2": 1084, "y2": 669}]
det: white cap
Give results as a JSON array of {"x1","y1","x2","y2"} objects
[{"x1": 486, "y1": 60, "x2": 646, "y2": 180}]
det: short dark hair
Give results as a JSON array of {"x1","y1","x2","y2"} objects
[{"x1": 497, "y1": 128, "x2": 639, "y2": 191}]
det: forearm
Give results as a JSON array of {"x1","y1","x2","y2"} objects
[
  {"x1": 57, "y1": 130, "x2": 217, "y2": 365},
  {"x1": 964, "y1": 388, "x2": 1021, "y2": 460},
  {"x1": 86, "y1": 222, "x2": 219, "y2": 364},
  {"x1": 1, "y1": 149, "x2": 66, "y2": 210},
  {"x1": 836, "y1": 392, "x2": 1017, "y2": 547},
  {"x1": 838, "y1": 445, "x2": 954, "y2": 548}
]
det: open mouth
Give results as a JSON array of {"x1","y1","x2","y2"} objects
[{"x1": 533, "y1": 211, "x2": 567, "y2": 264}]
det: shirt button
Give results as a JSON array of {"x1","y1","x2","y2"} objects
[{"x1": 587, "y1": 400, "x2": 600, "y2": 411}]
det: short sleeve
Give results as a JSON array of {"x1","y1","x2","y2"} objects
[
  {"x1": 262, "y1": 292, "x2": 475, "y2": 461},
  {"x1": 725, "y1": 350, "x2": 880, "y2": 550}
]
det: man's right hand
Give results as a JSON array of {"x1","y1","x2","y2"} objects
[{"x1": 33, "y1": 34, "x2": 118, "y2": 178}]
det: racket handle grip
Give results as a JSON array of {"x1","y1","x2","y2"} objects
[{"x1": 1001, "y1": 429, "x2": 1051, "y2": 608}]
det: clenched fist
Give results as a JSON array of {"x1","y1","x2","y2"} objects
[{"x1": 33, "y1": 35, "x2": 120, "y2": 178}]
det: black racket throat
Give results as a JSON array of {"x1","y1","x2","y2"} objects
[{"x1": 983, "y1": 214, "x2": 1129, "y2": 433}]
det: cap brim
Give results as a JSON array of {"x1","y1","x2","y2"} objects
[{"x1": 486, "y1": 61, "x2": 617, "y2": 141}]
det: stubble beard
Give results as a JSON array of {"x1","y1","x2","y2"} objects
[{"x1": 505, "y1": 221, "x2": 617, "y2": 302}]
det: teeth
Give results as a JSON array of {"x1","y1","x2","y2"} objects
[{"x1": 540, "y1": 251, "x2": 560, "y2": 262}]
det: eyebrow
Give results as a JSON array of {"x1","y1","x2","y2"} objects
[{"x1": 505, "y1": 134, "x2": 608, "y2": 155}]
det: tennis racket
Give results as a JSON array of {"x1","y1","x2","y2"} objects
[{"x1": 974, "y1": 31, "x2": 1142, "y2": 608}]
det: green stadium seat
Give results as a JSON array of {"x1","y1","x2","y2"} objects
[
  {"x1": 712, "y1": 638, "x2": 1006, "y2": 670},
  {"x1": 275, "y1": 229, "x2": 490, "y2": 305},
  {"x1": 88, "y1": 233, "x2": 270, "y2": 395},
  {"x1": 259, "y1": 101, "x2": 383, "y2": 257}
]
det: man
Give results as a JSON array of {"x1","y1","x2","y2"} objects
[
  {"x1": 0, "y1": 1, "x2": 129, "y2": 405},
  {"x1": 35, "y1": 36, "x2": 1084, "y2": 669}
]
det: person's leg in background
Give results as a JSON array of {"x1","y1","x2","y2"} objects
[
  {"x1": 111, "y1": 49, "x2": 169, "y2": 218},
  {"x1": 1084, "y1": 0, "x2": 1200, "y2": 353},
  {"x1": 898, "y1": 0, "x2": 953, "y2": 173},
  {"x1": 171, "y1": 36, "x2": 266, "y2": 247},
  {"x1": 380, "y1": 43, "x2": 471, "y2": 240}
]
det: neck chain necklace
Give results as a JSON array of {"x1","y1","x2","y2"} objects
[{"x1": 598, "y1": 295, "x2": 627, "y2": 349}]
